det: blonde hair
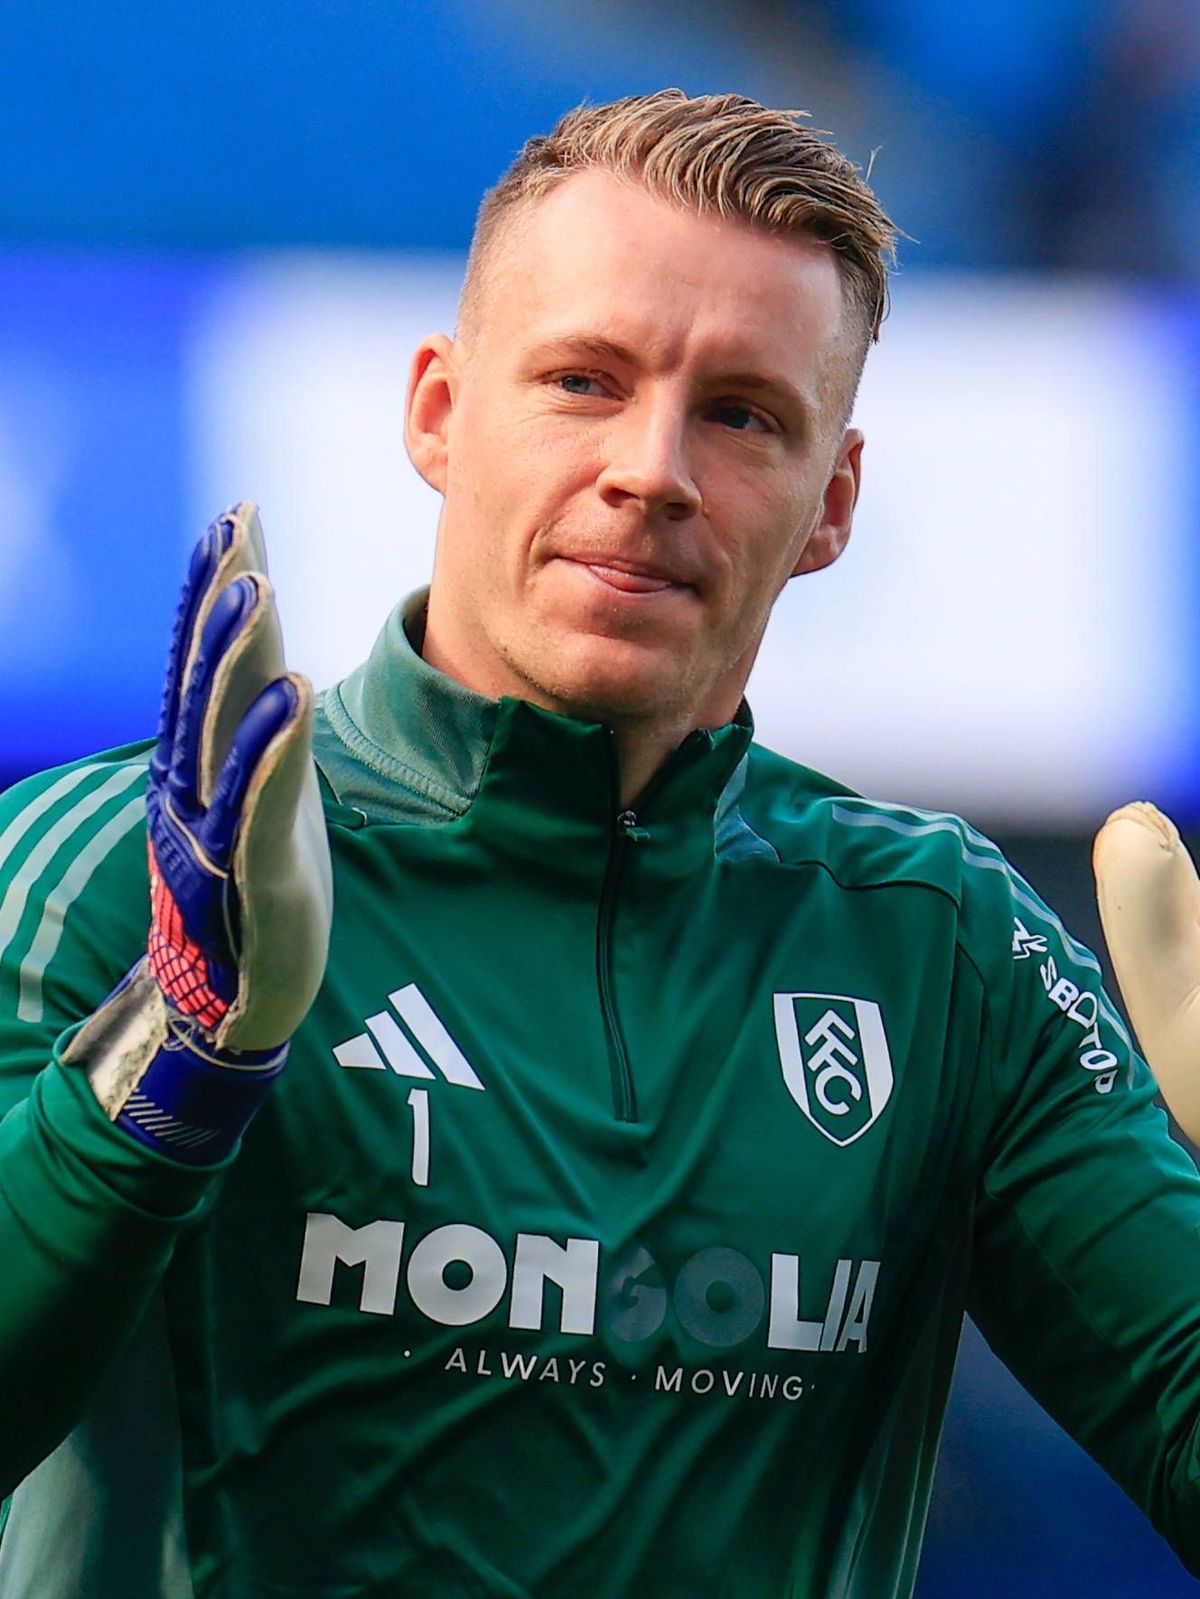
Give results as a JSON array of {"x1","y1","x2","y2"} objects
[{"x1": 460, "y1": 89, "x2": 896, "y2": 373}]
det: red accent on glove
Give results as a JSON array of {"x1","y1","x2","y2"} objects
[{"x1": 146, "y1": 839, "x2": 230, "y2": 1032}]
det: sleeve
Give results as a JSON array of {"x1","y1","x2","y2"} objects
[
  {"x1": 965, "y1": 844, "x2": 1200, "y2": 1571},
  {"x1": 0, "y1": 749, "x2": 223, "y2": 1495}
]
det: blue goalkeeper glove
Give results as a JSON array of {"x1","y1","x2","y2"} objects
[{"x1": 64, "y1": 504, "x2": 333, "y2": 1163}]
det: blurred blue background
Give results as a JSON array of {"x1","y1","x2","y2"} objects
[{"x1": 2, "y1": 1, "x2": 1200, "y2": 1592}]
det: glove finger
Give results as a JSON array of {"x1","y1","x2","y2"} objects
[
  {"x1": 168, "y1": 575, "x2": 259, "y2": 815},
  {"x1": 181, "y1": 504, "x2": 272, "y2": 693},
  {"x1": 201, "y1": 675, "x2": 302, "y2": 863},
  {"x1": 153, "y1": 518, "x2": 235, "y2": 785},
  {"x1": 216, "y1": 672, "x2": 328, "y2": 1052},
  {"x1": 197, "y1": 571, "x2": 287, "y2": 808}
]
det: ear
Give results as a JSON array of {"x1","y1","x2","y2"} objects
[
  {"x1": 404, "y1": 334, "x2": 458, "y2": 494},
  {"x1": 791, "y1": 428, "x2": 863, "y2": 577}
]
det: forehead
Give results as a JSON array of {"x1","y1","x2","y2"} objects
[{"x1": 477, "y1": 169, "x2": 849, "y2": 389}]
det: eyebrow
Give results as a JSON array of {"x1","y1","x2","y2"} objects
[
  {"x1": 533, "y1": 333, "x2": 815, "y2": 421},
  {"x1": 535, "y1": 334, "x2": 640, "y2": 368}
]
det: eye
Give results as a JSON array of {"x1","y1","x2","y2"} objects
[
  {"x1": 708, "y1": 402, "x2": 773, "y2": 434},
  {"x1": 556, "y1": 373, "x2": 607, "y2": 397}
]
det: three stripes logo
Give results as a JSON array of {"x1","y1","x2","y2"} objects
[{"x1": 333, "y1": 984, "x2": 484, "y2": 1091}]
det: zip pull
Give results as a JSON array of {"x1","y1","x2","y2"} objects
[{"x1": 617, "y1": 809, "x2": 651, "y2": 844}]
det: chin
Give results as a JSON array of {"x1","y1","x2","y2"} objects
[{"x1": 528, "y1": 635, "x2": 695, "y2": 725}]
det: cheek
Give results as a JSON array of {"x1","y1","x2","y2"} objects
[
  {"x1": 748, "y1": 475, "x2": 826, "y2": 574},
  {"x1": 712, "y1": 492, "x2": 808, "y2": 592},
  {"x1": 454, "y1": 407, "x2": 595, "y2": 521},
  {"x1": 446, "y1": 410, "x2": 509, "y2": 504}
]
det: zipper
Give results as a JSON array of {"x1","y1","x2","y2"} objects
[{"x1": 596, "y1": 807, "x2": 647, "y2": 1122}]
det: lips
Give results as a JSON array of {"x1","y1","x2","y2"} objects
[
  {"x1": 583, "y1": 563, "x2": 676, "y2": 594},
  {"x1": 561, "y1": 556, "x2": 691, "y2": 595}
]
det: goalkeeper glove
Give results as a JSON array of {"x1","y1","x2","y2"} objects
[
  {"x1": 64, "y1": 503, "x2": 333, "y2": 1163},
  {"x1": 1094, "y1": 802, "x2": 1200, "y2": 1142}
]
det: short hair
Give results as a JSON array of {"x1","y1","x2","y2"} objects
[{"x1": 459, "y1": 88, "x2": 897, "y2": 388}]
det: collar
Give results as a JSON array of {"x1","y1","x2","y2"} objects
[{"x1": 314, "y1": 591, "x2": 755, "y2": 872}]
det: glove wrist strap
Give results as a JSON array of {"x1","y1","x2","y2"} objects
[
  {"x1": 63, "y1": 961, "x2": 287, "y2": 1165},
  {"x1": 115, "y1": 1017, "x2": 286, "y2": 1164}
]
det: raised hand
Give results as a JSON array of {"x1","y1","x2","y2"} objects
[
  {"x1": 1094, "y1": 802, "x2": 1200, "y2": 1142},
  {"x1": 67, "y1": 504, "x2": 332, "y2": 1162}
]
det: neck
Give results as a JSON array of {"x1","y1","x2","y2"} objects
[
  {"x1": 417, "y1": 600, "x2": 743, "y2": 811},
  {"x1": 608, "y1": 721, "x2": 688, "y2": 811}
]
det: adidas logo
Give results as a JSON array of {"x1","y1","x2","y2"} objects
[{"x1": 333, "y1": 984, "x2": 484, "y2": 1091}]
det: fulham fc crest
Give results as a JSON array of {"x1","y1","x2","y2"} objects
[{"x1": 773, "y1": 993, "x2": 894, "y2": 1147}]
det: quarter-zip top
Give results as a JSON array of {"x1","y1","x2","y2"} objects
[
  {"x1": 314, "y1": 589, "x2": 756, "y2": 1124},
  {"x1": 597, "y1": 807, "x2": 643, "y2": 1123},
  {"x1": 13, "y1": 587, "x2": 1185, "y2": 1598}
]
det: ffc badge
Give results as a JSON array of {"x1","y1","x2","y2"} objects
[{"x1": 773, "y1": 993, "x2": 894, "y2": 1146}]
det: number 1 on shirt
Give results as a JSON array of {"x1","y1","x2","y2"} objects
[{"x1": 407, "y1": 1087, "x2": 430, "y2": 1187}]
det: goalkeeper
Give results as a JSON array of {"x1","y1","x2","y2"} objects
[{"x1": 4, "y1": 89, "x2": 1200, "y2": 1599}]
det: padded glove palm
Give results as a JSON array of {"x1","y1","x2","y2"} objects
[
  {"x1": 66, "y1": 503, "x2": 332, "y2": 1161},
  {"x1": 1094, "y1": 803, "x2": 1200, "y2": 1142}
]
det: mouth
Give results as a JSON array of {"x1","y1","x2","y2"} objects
[{"x1": 560, "y1": 557, "x2": 693, "y2": 596}]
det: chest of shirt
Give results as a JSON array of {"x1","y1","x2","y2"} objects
[{"x1": 201, "y1": 824, "x2": 984, "y2": 1369}]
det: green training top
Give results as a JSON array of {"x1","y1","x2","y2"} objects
[{"x1": 2, "y1": 594, "x2": 1200, "y2": 1598}]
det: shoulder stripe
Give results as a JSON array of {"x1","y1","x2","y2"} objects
[
  {"x1": 16, "y1": 792, "x2": 148, "y2": 1022},
  {"x1": 830, "y1": 802, "x2": 1004, "y2": 869},
  {"x1": 1004, "y1": 870, "x2": 1131, "y2": 1047},
  {"x1": 831, "y1": 801, "x2": 1094, "y2": 960},
  {"x1": 830, "y1": 801, "x2": 1130, "y2": 1045},
  {"x1": 831, "y1": 797, "x2": 1004, "y2": 857},
  {"x1": 833, "y1": 795, "x2": 981, "y2": 825},
  {"x1": 0, "y1": 765, "x2": 146, "y2": 972},
  {"x1": 0, "y1": 763, "x2": 112, "y2": 875}
]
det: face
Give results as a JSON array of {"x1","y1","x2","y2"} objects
[{"x1": 407, "y1": 169, "x2": 863, "y2": 734}]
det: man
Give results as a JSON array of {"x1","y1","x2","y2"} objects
[{"x1": 2, "y1": 88, "x2": 1200, "y2": 1598}]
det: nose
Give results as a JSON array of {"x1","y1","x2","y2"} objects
[{"x1": 595, "y1": 397, "x2": 702, "y2": 522}]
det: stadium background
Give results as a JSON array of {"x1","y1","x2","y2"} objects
[{"x1": 2, "y1": 1, "x2": 1199, "y2": 1591}]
